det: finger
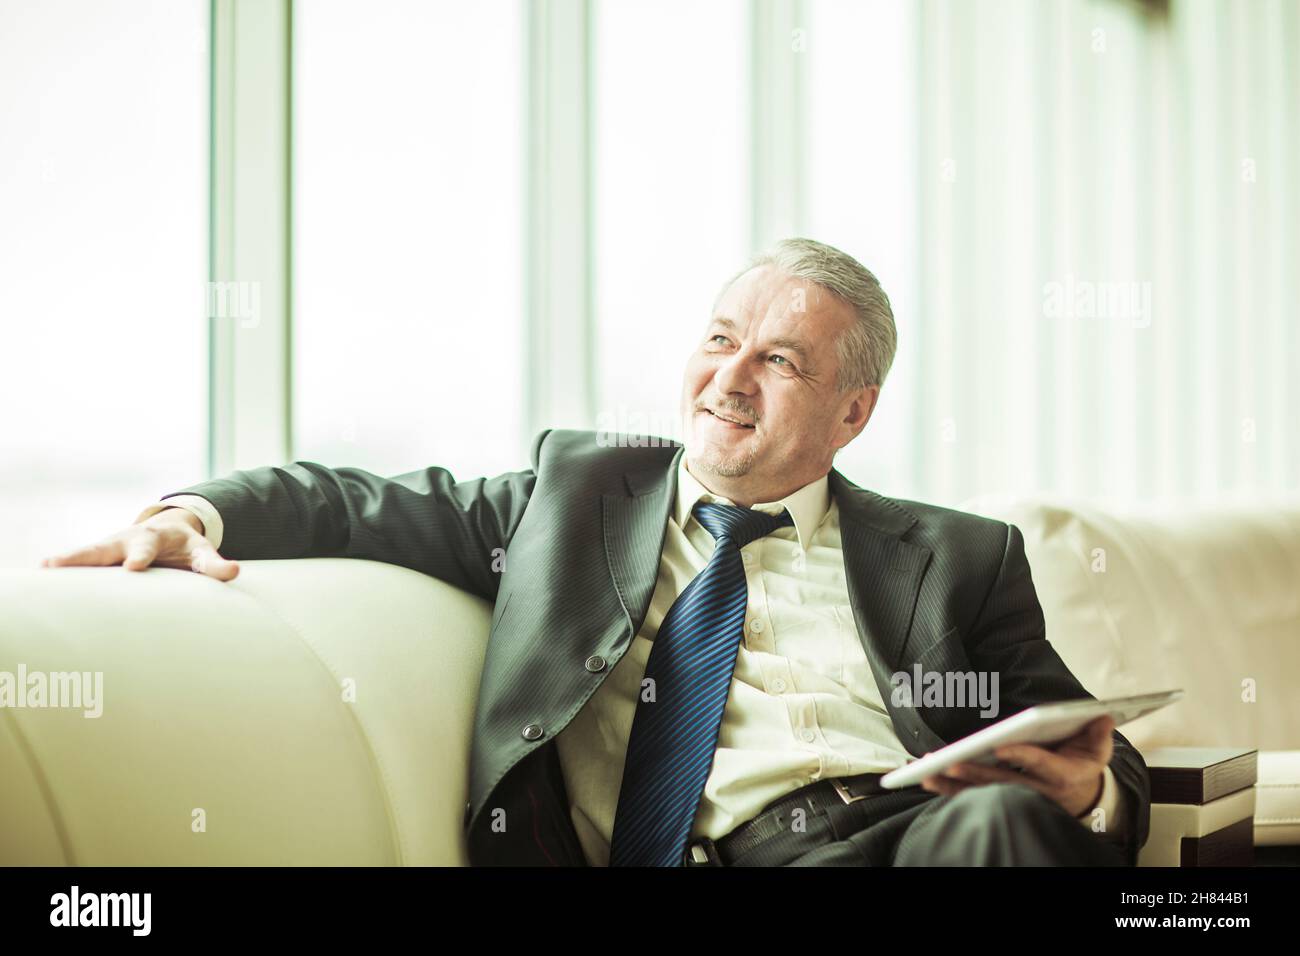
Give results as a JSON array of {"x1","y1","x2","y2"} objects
[
  {"x1": 947, "y1": 764, "x2": 1062, "y2": 806},
  {"x1": 42, "y1": 540, "x2": 126, "y2": 568},
  {"x1": 1089, "y1": 717, "x2": 1115, "y2": 758},
  {"x1": 921, "y1": 775, "x2": 972, "y2": 797},
  {"x1": 189, "y1": 545, "x2": 240, "y2": 581},
  {"x1": 1057, "y1": 717, "x2": 1115, "y2": 760},
  {"x1": 1054, "y1": 721, "x2": 1097, "y2": 749},
  {"x1": 1092, "y1": 715, "x2": 1116, "y2": 744},
  {"x1": 923, "y1": 770, "x2": 971, "y2": 789},
  {"x1": 122, "y1": 530, "x2": 161, "y2": 571},
  {"x1": 993, "y1": 744, "x2": 1071, "y2": 786},
  {"x1": 1071, "y1": 715, "x2": 1110, "y2": 740},
  {"x1": 947, "y1": 762, "x2": 1038, "y2": 787}
]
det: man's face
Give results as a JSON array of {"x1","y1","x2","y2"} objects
[{"x1": 679, "y1": 265, "x2": 879, "y2": 502}]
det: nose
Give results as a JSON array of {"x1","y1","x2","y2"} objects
[{"x1": 711, "y1": 347, "x2": 758, "y2": 399}]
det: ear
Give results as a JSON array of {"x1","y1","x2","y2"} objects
[{"x1": 834, "y1": 385, "x2": 880, "y2": 448}]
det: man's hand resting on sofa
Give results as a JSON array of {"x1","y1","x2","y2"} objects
[{"x1": 39, "y1": 507, "x2": 241, "y2": 581}]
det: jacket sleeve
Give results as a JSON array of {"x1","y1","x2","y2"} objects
[
  {"x1": 963, "y1": 522, "x2": 1152, "y2": 866},
  {"x1": 157, "y1": 429, "x2": 550, "y2": 602}
]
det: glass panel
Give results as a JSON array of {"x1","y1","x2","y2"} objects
[
  {"x1": 592, "y1": 0, "x2": 750, "y2": 443},
  {"x1": 804, "y1": 0, "x2": 917, "y2": 494},
  {"x1": 293, "y1": 0, "x2": 526, "y2": 481},
  {"x1": 0, "y1": 0, "x2": 208, "y2": 566}
]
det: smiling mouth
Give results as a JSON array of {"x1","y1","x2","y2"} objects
[{"x1": 703, "y1": 408, "x2": 755, "y2": 428}]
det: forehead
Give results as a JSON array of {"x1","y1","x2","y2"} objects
[{"x1": 711, "y1": 265, "x2": 853, "y2": 352}]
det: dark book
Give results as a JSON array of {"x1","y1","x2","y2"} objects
[{"x1": 1144, "y1": 747, "x2": 1258, "y2": 805}]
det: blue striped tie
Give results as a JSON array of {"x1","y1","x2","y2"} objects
[{"x1": 609, "y1": 500, "x2": 795, "y2": 867}]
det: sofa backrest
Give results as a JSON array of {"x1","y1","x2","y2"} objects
[{"x1": 960, "y1": 496, "x2": 1300, "y2": 754}]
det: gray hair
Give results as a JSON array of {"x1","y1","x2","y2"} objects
[{"x1": 719, "y1": 237, "x2": 897, "y2": 390}]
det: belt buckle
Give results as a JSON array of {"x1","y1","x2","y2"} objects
[
  {"x1": 683, "y1": 836, "x2": 723, "y2": 867},
  {"x1": 831, "y1": 777, "x2": 870, "y2": 805}
]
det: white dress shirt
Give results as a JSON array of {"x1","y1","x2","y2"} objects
[{"x1": 138, "y1": 461, "x2": 1124, "y2": 865}]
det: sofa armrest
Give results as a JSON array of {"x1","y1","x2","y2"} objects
[{"x1": 1, "y1": 560, "x2": 487, "y2": 865}]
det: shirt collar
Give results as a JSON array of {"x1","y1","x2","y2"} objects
[{"x1": 674, "y1": 456, "x2": 830, "y2": 552}]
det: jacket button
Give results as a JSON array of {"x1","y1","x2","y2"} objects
[
  {"x1": 585, "y1": 655, "x2": 607, "y2": 673},
  {"x1": 522, "y1": 723, "x2": 545, "y2": 741}
]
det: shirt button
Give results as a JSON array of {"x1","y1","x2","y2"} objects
[
  {"x1": 771, "y1": 678, "x2": 786, "y2": 693},
  {"x1": 750, "y1": 619, "x2": 765, "y2": 633},
  {"x1": 800, "y1": 728, "x2": 816, "y2": 743},
  {"x1": 522, "y1": 723, "x2": 545, "y2": 741},
  {"x1": 742, "y1": 551, "x2": 755, "y2": 565},
  {"x1": 584, "y1": 655, "x2": 606, "y2": 672}
]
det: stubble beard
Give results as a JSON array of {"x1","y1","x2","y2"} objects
[
  {"x1": 685, "y1": 396, "x2": 762, "y2": 478},
  {"x1": 689, "y1": 429, "x2": 759, "y2": 478}
]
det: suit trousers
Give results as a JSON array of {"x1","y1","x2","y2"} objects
[{"x1": 723, "y1": 781, "x2": 1129, "y2": 866}]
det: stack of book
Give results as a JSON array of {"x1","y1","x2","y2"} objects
[{"x1": 1141, "y1": 747, "x2": 1258, "y2": 867}]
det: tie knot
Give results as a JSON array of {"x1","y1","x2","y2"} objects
[{"x1": 692, "y1": 501, "x2": 794, "y2": 549}]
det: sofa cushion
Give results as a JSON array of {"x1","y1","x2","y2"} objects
[{"x1": 1258, "y1": 751, "x2": 1300, "y2": 845}]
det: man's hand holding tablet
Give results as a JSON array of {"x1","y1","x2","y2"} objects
[
  {"x1": 919, "y1": 714, "x2": 1116, "y2": 818},
  {"x1": 886, "y1": 690, "x2": 1183, "y2": 817}
]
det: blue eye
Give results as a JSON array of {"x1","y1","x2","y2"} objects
[{"x1": 770, "y1": 354, "x2": 792, "y2": 367}]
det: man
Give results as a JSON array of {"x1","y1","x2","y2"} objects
[{"x1": 43, "y1": 238, "x2": 1150, "y2": 867}]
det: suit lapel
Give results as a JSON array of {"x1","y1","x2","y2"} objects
[
  {"x1": 602, "y1": 445, "x2": 683, "y2": 639},
  {"x1": 829, "y1": 471, "x2": 949, "y2": 755},
  {"x1": 829, "y1": 470, "x2": 931, "y2": 673}
]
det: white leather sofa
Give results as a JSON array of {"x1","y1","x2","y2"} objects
[{"x1": 2, "y1": 497, "x2": 1297, "y2": 866}]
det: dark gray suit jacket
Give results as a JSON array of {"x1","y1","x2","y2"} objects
[{"x1": 166, "y1": 428, "x2": 1151, "y2": 866}]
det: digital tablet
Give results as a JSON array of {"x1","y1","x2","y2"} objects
[{"x1": 879, "y1": 689, "x2": 1184, "y2": 789}]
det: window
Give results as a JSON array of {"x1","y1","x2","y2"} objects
[
  {"x1": 0, "y1": 0, "x2": 207, "y2": 566},
  {"x1": 804, "y1": 0, "x2": 917, "y2": 494},
  {"x1": 293, "y1": 0, "x2": 526, "y2": 481},
  {"x1": 591, "y1": 0, "x2": 750, "y2": 443}
]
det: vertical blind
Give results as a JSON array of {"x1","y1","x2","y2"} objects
[{"x1": 879, "y1": 0, "x2": 1300, "y2": 509}]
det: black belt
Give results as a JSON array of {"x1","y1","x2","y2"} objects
[{"x1": 683, "y1": 772, "x2": 892, "y2": 866}]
